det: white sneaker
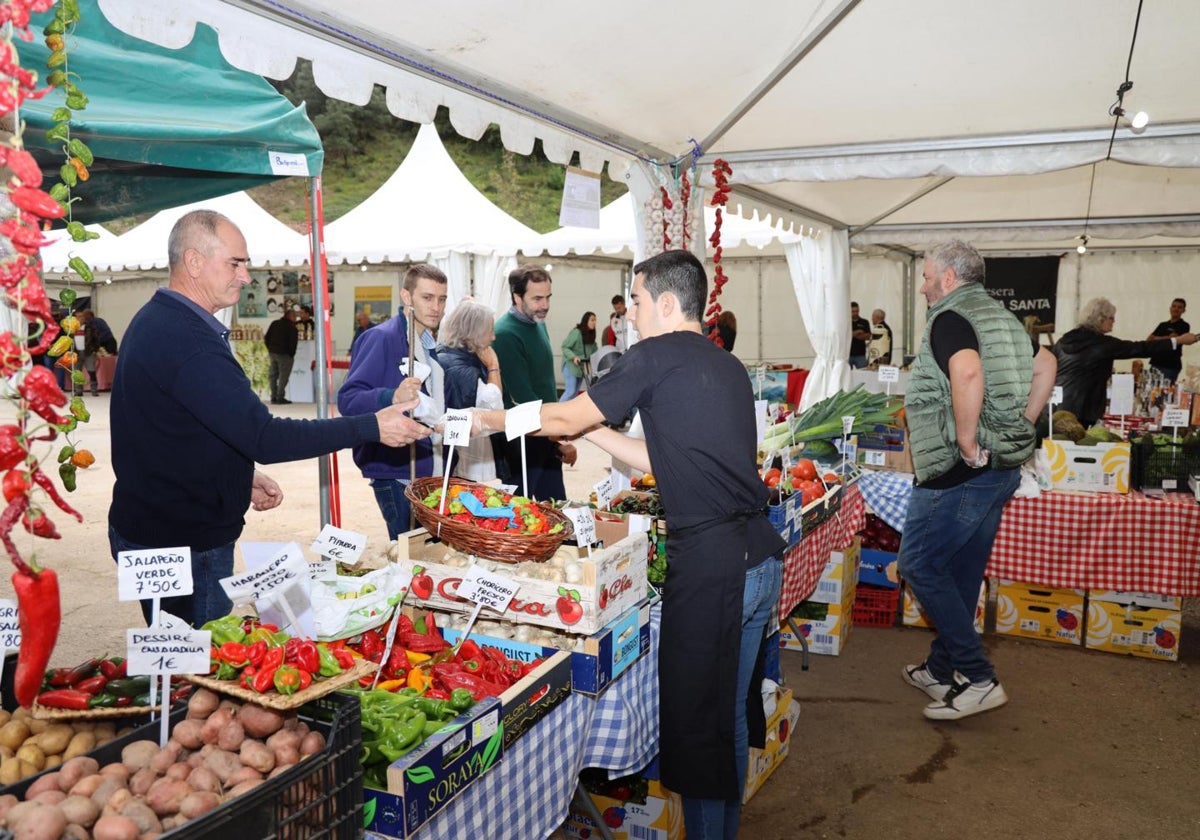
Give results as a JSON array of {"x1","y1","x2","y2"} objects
[
  {"x1": 902, "y1": 662, "x2": 959, "y2": 701},
  {"x1": 923, "y1": 678, "x2": 1008, "y2": 720}
]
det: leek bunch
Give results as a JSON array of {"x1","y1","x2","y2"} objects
[{"x1": 763, "y1": 386, "x2": 900, "y2": 450}]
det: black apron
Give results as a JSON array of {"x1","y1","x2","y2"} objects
[{"x1": 658, "y1": 510, "x2": 785, "y2": 799}]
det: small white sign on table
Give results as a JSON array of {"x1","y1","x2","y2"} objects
[
  {"x1": 1109, "y1": 373, "x2": 1135, "y2": 416},
  {"x1": 505, "y1": 401, "x2": 544, "y2": 500},
  {"x1": 455, "y1": 564, "x2": 521, "y2": 645},
  {"x1": 877, "y1": 365, "x2": 900, "y2": 395},
  {"x1": 309, "y1": 525, "x2": 368, "y2": 580},
  {"x1": 754, "y1": 399, "x2": 768, "y2": 446},
  {"x1": 564, "y1": 506, "x2": 597, "y2": 550},
  {"x1": 126, "y1": 625, "x2": 212, "y2": 746},
  {"x1": 116, "y1": 547, "x2": 193, "y2": 603},
  {"x1": 594, "y1": 475, "x2": 615, "y2": 510},
  {"x1": 0, "y1": 599, "x2": 18, "y2": 657},
  {"x1": 223, "y1": 543, "x2": 314, "y2": 637}
]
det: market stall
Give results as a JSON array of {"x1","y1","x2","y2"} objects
[{"x1": 779, "y1": 485, "x2": 864, "y2": 620}]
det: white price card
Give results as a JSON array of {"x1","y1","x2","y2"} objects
[
  {"x1": 309, "y1": 558, "x2": 337, "y2": 581},
  {"x1": 310, "y1": 525, "x2": 368, "y2": 565},
  {"x1": 594, "y1": 475, "x2": 615, "y2": 510},
  {"x1": 1109, "y1": 373, "x2": 1135, "y2": 416},
  {"x1": 754, "y1": 399, "x2": 768, "y2": 446},
  {"x1": 126, "y1": 628, "x2": 211, "y2": 676},
  {"x1": 877, "y1": 365, "x2": 900, "y2": 384},
  {"x1": 505, "y1": 401, "x2": 543, "y2": 441},
  {"x1": 457, "y1": 565, "x2": 520, "y2": 613},
  {"x1": 398, "y1": 358, "x2": 432, "y2": 382},
  {"x1": 564, "y1": 506, "x2": 597, "y2": 547},
  {"x1": 0, "y1": 599, "x2": 19, "y2": 654},
  {"x1": 1162, "y1": 408, "x2": 1189, "y2": 428},
  {"x1": 116, "y1": 547, "x2": 193, "y2": 603},
  {"x1": 155, "y1": 611, "x2": 188, "y2": 631},
  {"x1": 1051, "y1": 385, "x2": 1063, "y2": 405},
  {"x1": 443, "y1": 409, "x2": 473, "y2": 447},
  {"x1": 221, "y1": 544, "x2": 307, "y2": 605},
  {"x1": 627, "y1": 514, "x2": 653, "y2": 534},
  {"x1": 842, "y1": 415, "x2": 855, "y2": 436},
  {"x1": 863, "y1": 450, "x2": 887, "y2": 467}
]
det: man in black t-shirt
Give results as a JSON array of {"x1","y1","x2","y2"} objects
[
  {"x1": 477, "y1": 250, "x2": 784, "y2": 838},
  {"x1": 1146, "y1": 298, "x2": 1189, "y2": 382},
  {"x1": 849, "y1": 301, "x2": 872, "y2": 368}
]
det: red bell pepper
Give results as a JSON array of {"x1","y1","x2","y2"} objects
[
  {"x1": 261, "y1": 646, "x2": 285, "y2": 674},
  {"x1": 359, "y1": 629, "x2": 385, "y2": 662},
  {"x1": 252, "y1": 667, "x2": 276, "y2": 694},
  {"x1": 384, "y1": 647, "x2": 409, "y2": 681},
  {"x1": 424, "y1": 688, "x2": 450, "y2": 700},
  {"x1": 246, "y1": 640, "x2": 267, "y2": 668},
  {"x1": 333, "y1": 648, "x2": 355, "y2": 670},
  {"x1": 296, "y1": 669, "x2": 313, "y2": 691},
  {"x1": 294, "y1": 640, "x2": 320, "y2": 675},
  {"x1": 218, "y1": 642, "x2": 250, "y2": 667},
  {"x1": 240, "y1": 666, "x2": 258, "y2": 691},
  {"x1": 400, "y1": 632, "x2": 448, "y2": 653},
  {"x1": 46, "y1": 657, "x2": 99, "y2": 687},
  {"x1": 457, "y1": 639, "x2": 483, "y2": 662}
]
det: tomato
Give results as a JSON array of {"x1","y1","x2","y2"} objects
[
  {"x1": 793, "y1": 459, "x2": 818, "y2": 481},
  {"x1": 790, "y1": 477, "x2": 804, "y2": 491},
  {"x1": 800, "y1": 487, "x2": 821, "y2": 506},
  {"x1": 823, "y1": 472, "x2": 840, "y2": 484},
  {"x1": 763, "y1": 468, "x2": 782, "y2": 488}
]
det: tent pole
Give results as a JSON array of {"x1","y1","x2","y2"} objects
[{"x1": 306, "y1": 175, "x2": 336, "y2": 529}]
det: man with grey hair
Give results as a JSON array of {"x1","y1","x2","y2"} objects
[
  {"x1": 110, "y1": 210, "x2": 430, "y2": 627},
  {"x1": 900, "y1": 240, "x2": 1057, "y2": 720},
  {"x1": 1054, "y1": 296, "x2": 1196, "y2": 426},
  {"x1": 868, "y1": 308, "x2": 893, "y2": 365}
]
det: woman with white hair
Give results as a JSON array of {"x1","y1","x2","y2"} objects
[
  {"x1": 436, "y1": 300, "x2": 510, "y2": 482},
  {"x1": 1053, "y1": 297, "x2": 1196, "y2": 426}
]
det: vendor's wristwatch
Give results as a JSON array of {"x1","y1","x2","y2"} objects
[{"x1": 961, "y1": 446, "x2": 990, "y2": 469}]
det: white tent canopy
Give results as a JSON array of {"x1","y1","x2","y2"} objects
[
  {"x1": 72, "y1": 190, "x2": 309, "y2": 271},
  {"x1": 41, "y1": 224, "x2": 113, "y2": 274}
]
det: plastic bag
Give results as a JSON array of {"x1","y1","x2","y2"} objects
[{"x1": 311, "y1": 564, "x2": 408, "y2": 641}]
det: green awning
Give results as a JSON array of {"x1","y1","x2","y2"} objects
[{"x1": 18, "y1": 0, "x2": 323, "y2": 224}]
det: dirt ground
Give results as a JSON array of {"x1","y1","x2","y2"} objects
[{"x1": 4, "y1": 396, "x2": 1199, "y2": 839}]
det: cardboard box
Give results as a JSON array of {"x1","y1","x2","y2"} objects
[
  {"x1": 1088, "y1": 589, "x2": 1182, "y2": 610},
  {"x1": 563, "y1": 778, "x2": 685, "y2": 840},
  {"x1": 395, "y1": 526, "x2": 648, "y2": 635},
  {"x1": 743, "y1": 687, "x2": 800, "y2": 803},
  {"x1": 856, "y1": 423, "x2": 914, "y2": 473},
  {"x1": 442, "y1": 598, "x2": 654, "y2": 696},
  {"x1": 859, "y1": 547, "x2": 900, "y2": 589},
  {"x1": 364, "y1": 698, "x2": 503, "y2": 838},
  {"x1": 1085, "y1": 599, "x2": 1182, "y2": 662},
  {"x1": 1040, "y1": 439, "x2": 1130, "y2": 494},
  {"x1": 993, "y1": 580, "x2": 1084, "y2": 645},
  {"x1": 810, "y1": 538, "x2": 860, "y2": 605},
  {"x1": 902, "y1": 582, "x2": 986, "y2": 633},
  {"x1": 780, "y1": 585, "x2": 855, "y2": 656}
]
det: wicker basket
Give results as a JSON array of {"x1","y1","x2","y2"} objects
[{"x1": 404, "y1": 477, "x2": 573, "y2": 563}]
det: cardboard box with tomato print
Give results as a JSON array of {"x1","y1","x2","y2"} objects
[
  {"x1": 744, "y1": 686, "x2": 800, "y2": 803},
  {"x1": 395, "y1": 525, "x2": 648, "y2": 636}
]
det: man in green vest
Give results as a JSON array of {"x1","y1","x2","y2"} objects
[{"x1": 900, "y1": 240, "x2": 1057, "y2": 721}]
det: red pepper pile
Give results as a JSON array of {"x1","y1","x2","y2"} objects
[
  {"x1": 35, "y1": 655, "x2": 190, "y2": 710},
  {"x1": 205, "y1": 619, "x2": 352, "y2": 697}
]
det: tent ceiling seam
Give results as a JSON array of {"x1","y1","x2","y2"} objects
[
  {"x1": 729, "y1": 184, "x2": 847, "y2": 230},
  {"x1": 847, "y1": 176, "x2": 954, "y2": 236}
]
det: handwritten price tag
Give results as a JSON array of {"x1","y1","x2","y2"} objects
[
  {"x1": 1162, "y1": 407, "x2": 1189, "y2": 429},
  {"x1": 1051, "y1": 385, "x2": 1063, "y2": 405},
  {"x1": 443, "y1": 409, "x2": 473, "y2": 447},
  {"x1": 457, "y1": 565, "x2": 519, "y2": 613},
  {"x1": 841, "y1": 415, "x2": 855, "y2": 436},
  {"x1": 220, "y1": 544, "x2": 307, "y2": 605},
  {"x1": 564, "y1": 506, "x2": 597, "y2": 547},
  {"x1": 310, "y1": 525, "x2": 367, "y2": 565},
  {"x1": 594, "y1": 476, "x2": 615, "y2": 510},
  {"x1": 126, "y1": 628, "x2": 211, "y2": 676},
  {"x1": 505, "y1": 401, "x2": 543, "y2": 441},
  {"x1": 116, "y1": 547, "x2": 193, "y2": 602},
  {"x1": 877, "y1": 365, "x2": 900, "y2": 383},
  {"x1": 0, "y1": 599, "x2": 19, "y2": 654},
  {"x1": 754, "y1": 399, "x2": 768, "y2": 446}
]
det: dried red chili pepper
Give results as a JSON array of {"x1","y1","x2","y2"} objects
[
  {"x1": 22, "y1": 509, "x2": 59, "y2": 539},
  {"x1": 0, "y1": 148, "x2": 42, "y2": 187},
  {"x1": 7, "y1": 186, "x2": 65, "y2": 219},
  {"x1": 12, "y1": 566, "x2": 61, "y2": 707},
  {"x1": 18, "y1": 366, "x2": 69, "y2": 426}
]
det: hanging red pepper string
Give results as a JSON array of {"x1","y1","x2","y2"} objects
[
  {"x1": 679, "y1": 168, "x2": 692, "y2": 251},
  {"x1": 706, "y1": 159, "x2": 733, "y2": 345}
]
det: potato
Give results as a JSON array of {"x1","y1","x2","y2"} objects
[
  {"x1": 199, "y1": 709, "x2": 233, "y2": 746},
  {"x1": 29, "y1": 788, "x2": 66, "y2": 806},
  {"x1": 58, "y1": 794, "x2": 100, "y2": 828},
  {"x1": 8, "y1": 801, "x2": 68, "y2": 840},
  {"x1": 15, "y1": 743, "x2": 45, "y2": 772},
  {"x1": 238, "y1": 705, "x2": 286, "y2": 739},
  {"x1": 41, "y1": 756, "x2": 61, "y2": 771},
  {"x1": 185, "y1": 688, "x2": 220, "y2": 721},
  {"x1": 119, "y1": 741, "x2": 159, "y2": 773},
  {"x1": 16, "y1": 760, "x2": 39, "y2": 780},
  {"x1": 34, "y1": 725, "x2": 73, "y2": 757},
  {"x1": 128, "y1": 767, "x2": 159, "y2": 797},
  {"x1": 118, "y1": 800, "x2": 162, "y2": 835},
  {"x1": 185, "y1": 766, "x2": 221, "y2": 795},
  {"x1": 0, "y1": 720, "x2": 31, "y2": 752},
  {"x1": 25, "y1": 772, "x2": 63, "y2": 799},
  {"x1": 61, "y1": 824, "x2": 89, "y2": 840},
  {"x1": 148, "y1": 742, "x2": 181, "y2": 775},
  {"x1": 299, "y1": 731, "x2": 326, "y2": 757},
  {"x1": 26, "y1": 717, "x2": 48, "y2": 735},
  {"x1": 265, "y1": 729, "x2": 300, "y2": 754},
  {"x1": 165, "y1": 763, "x2": 192, "y2": 782},
  {"x1": 178, "y1": 790, "x2": 221, "y2": 820},
  {"x1": 68, "y1": 773, "x2": 105, "y2": 797},
  {"x1": 104, "y1": 787, "x2": 133, "y2": 814},
  {"x1": 238, "y1": 740, "x2": 274, "y2": 775},
  {"x1": 144, "y1": 777, "x2": 192, "y2": 817},
  {"x1": 0, "y1": 709, "x2": 10, "y2": 728},
  {"x1": 4, "y1": 800, "x2": 38, "y2": 826},
  {"x1": 0, "y1": 793, "x2": 18, "y2": 821},
  {"x1": 202, "y1": 749, "x2": 243, "y2": 783},
  {"x1": 88, "y1": 776, "x2": 125, "y2": 809},
  {"x1": 62, "y1": 731, "x2": 97, "y2": 763},
  {"x1": 0, "y1": 756, "x2": 24, "y2": 786},
  {"x1": 99, "y1": 763, "x2": 130, "y2": 782},
  {"x1": 226, "y1": 779, "x2": 261, "y2": 798},
  {"x1": 273, "y1": 745, "x2": 300, "y2": 769},
  {"x1": 58, "y1": 757, "x2": 101, "y2": 792},
  {"x1": 223, "y1": 766, "x2": 262, "y2": 788},
  {"x1": 0, "y1": 745, "x2": 12, "y2": 760},
  {"x1": 92, "y1": 813, "x2": 140, "y2": 840},
  {"x1": 170, "y1": 720, "x2": 203, "y2": 751},
  {"x1": 216, "y1": 720, "x2": 244, "y2": 753},
  {"x1": 92, "y1": 724, "x2": 116, "y2": 744}
]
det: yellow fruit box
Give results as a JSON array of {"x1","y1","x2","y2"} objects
[
  {"x1": 1085, "y1": 598, "x2": 1182, "y2": 662},
  {"x1": 780, "y1": 583, "x2": 855, "y2": 656},
  {"x1": 563, "y1": 778, "x2": 684, "y2": 840},
  {"x1": 1039, "y1": 439, "x2": 1130, "y2": 494},
  {"x1": 743, "y1": 686, "x2": 800, "y2": 803},
  {"x1": 993, "y1": 580, "x2": 1084, "y2": 645},
  {"x1": 810, "y1": 537, "x2": 860, "y2": 605},
  {"x1": 902, "y1": 581, "x2": 986, "y2": 633}
]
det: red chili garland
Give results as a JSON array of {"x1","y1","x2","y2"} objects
[
  {"x1": 679, "y1": 168, "x2": 692, "y2": 251},
  {"x1": 705, "y1": 159, "x2": 733, "y2": 345}
]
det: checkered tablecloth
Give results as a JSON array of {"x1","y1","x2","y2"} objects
[
  {"x1": 856, "y1": 470, "x2": 914, "y2": 532},
  {"x1": 779, "y1": 485, "x2": 865, "y2": 619},
  {"x1": 990, "y1": 490, "x2": 1200, "y2": 595},
  {"x1": 418, "y1": 606, "x2": 662, "y2": 840}
]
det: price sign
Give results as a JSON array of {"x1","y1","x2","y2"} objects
[
  {"x1": 116, "y1": 547, "x2": 193, "y2": 602},
  {"x1": 877, "y1": 365, "x2": 900, "y2": 383},
  {"x1": 309, "y1": 558, "x2": 337, "y2": 581},
  {"x1": 1051, "y1": 385, "x2": 1063, "y2": 405},
  {"x1": 310, "y1": 525, "x2": 368, "y2": 565},
  {"x1": 126, "y1": 628, "x2": 211, "y2": 676},
  {"x1": 504, "y1": 401, "x2": 543, "y2": 441},
  {"x1": 1162, "y1": 408, "x2": 1189, "y2": 429},
  {"x1": 1109, "y1": 373, "x2": 1135, "y2": 416},
  {"x1": 842, "y1": 415, "x2": 855, "y2": 436},
  {"x1": 497, "y1": 483, "x2": 518, "y2": 494},
  {"x1": 754, "y1": 399, "x2": 768, "y2": 446},
  {"x1": 863, "y1": 450, "x2": 887, "y2": 467},
  {"x1": 594, "y1": 475, "x2": 615, "y2": 509},
  {"x1": 0, "y1": 599, "x2": 19, "y2": 654},
  {"x1": 564, "y1": 506, "x2": 597, "y2": 547},
  {"x1": 220, "y1": 544, "x2": 307, "y2": 605},
  {"x1": 457, "y1": 565, "x2": 520, "y2": 613},
  {"x1": 443, "y1": 409, "x2": 473, "y2": 447}
]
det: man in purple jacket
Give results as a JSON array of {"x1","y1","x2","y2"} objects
[{"x1": 338, "y1": 264, "x2": 448, "y2": 539}]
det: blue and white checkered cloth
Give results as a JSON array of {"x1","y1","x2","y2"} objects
[
  {"x1": 857, "y1": 470, "x2": 914, "y2": 533},
  {"x1": 417, "y1": 605, "x2": 663, "y2": 840}
]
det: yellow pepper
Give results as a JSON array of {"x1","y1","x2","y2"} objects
[
  {"x1": 376, "y1": 678, "x2": 407, "y2": 692},
  {"x1": 406, "y1": 668, "x2": 428, "y2": 692},
  {"x1": 60, "y1": 315, "x2": 80, "y2": 335},
  {"x1": 405, "y1": 650, "x2": 431, "y2": 666}
]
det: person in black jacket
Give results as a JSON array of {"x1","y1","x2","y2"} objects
[
  {"x1": 1146, "y1": 298, "x2": 1190, "y2": 382},
  {"x1": 1053, "y1": 297, "x2": 1197, "y2": 426},
  {"x1": 264, "y1": 308, "x2": 299, "y2": 404}
]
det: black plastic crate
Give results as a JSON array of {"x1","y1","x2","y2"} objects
[
  {"x1": 1130, "y1": 438, "x2": 1200, "y2": 491},
  {"x1": 2, "y1": 692, "x2": 363, "y2": 839}
]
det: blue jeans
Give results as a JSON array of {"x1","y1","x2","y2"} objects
[
  {"x1": 849, "y1": 354, "x2": 868, "y2": 369},
  {"x1": 109, "y1": 526, "x2": 235, "y2": 627},
  {"x1": 371, "y1": 478, "x2": 412, "y2": 540},
  {"x1": 682, "y1": 556, "x2": 782, "y2": 840},
  {"x1": 898, "y1": 468, "x2": 1020, "y2": 684},
  {"x1": 560, "y1": 364, "x2": 581, "y2": 401}
]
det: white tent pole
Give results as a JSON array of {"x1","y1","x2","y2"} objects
[{"x1": 307, "y1": 175, "x2": 334, "y2": 529}]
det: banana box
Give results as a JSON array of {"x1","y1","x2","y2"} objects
[
  {"x1": 994, "y1": 581, "x2": 1084, "y2": 645},
  {"x1": 780, "y1": 585, "x2": 854, "y2": 656},
  {"x1": 1085, "y1": 598, "x2": 1182, "y2": 662},
  {"x1": 810, "y1": 537, "x2": 860, "y2": 605},
  {"x1": 743, "y1": 687, "x2": 800, "y2": 803},
  {"x1": 1087, "y1": 589, "x2": 1182, "y2": 610},
  {"x1": 902, "y1": 582, "x2": 986, "y2": 633},
  {"x1": 563, "y1": 778, "x2": 684, "y2": 840},
  {"x1": 1039, "y1": 439, "x2": 1130, "y2": 494}
]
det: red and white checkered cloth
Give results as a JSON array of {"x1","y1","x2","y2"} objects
[
  {"x1": 990, "y1": 491, "x2": 1200, "y2": 595},
  {"x1": 779, "y1": 484, "x2": 865, "y2": 620}
]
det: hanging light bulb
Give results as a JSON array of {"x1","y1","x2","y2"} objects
[
  {"x1": 1076, "y1": 236, "x2": 1089, "y2": 255},
  {"x1": 1129, "y1": 110, "x2": 1149, "y2": 133}
]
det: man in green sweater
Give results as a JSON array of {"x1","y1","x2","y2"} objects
[{"x1": 492, "y1": 265, "x2": 576, "y2": 499}]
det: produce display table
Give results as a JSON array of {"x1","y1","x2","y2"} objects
[
  {"x1": 990, "y1": 490, "x2": 1200, "y2": 595},
  {"x1": 417, "y1": 606, "x2": 662, "y2": 839},
  {"x1": 779, "y1": 484, "x2": 865, "y2": 620}
]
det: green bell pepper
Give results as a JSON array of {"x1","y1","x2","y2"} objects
[
  {"x1": 316, "y1": 644, "x2": 342, "y2": 678},
  {"x1": 201, "y1": 615, "x2": 247, "y2": 646}
]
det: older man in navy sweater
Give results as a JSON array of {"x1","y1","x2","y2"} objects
[{"x1": 109, "y1": 210, "x2": 430, "y2": 627}]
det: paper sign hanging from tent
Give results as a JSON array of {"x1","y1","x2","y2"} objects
[
  {"x1": 559, "y1": 167, "x2": 602, "y2": 228},
  {"x1": 116, "y1": 547, "x2": 193, "y2": 602},
  {"x1": 443, "y1": 409, "x2": 473, "y2": 447},
  {"x1": 505, "y1": 401, "x2": 543, "y2": 441},
  {"x1": 125, "y1": 628, "x2": 211, "y2": 676},
  {"x1": 0, "y1": 599, "x2": 18, "y2": 657},
  {"x1": 268, "y1": 151, "x2": 309, "y2": 177}
]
